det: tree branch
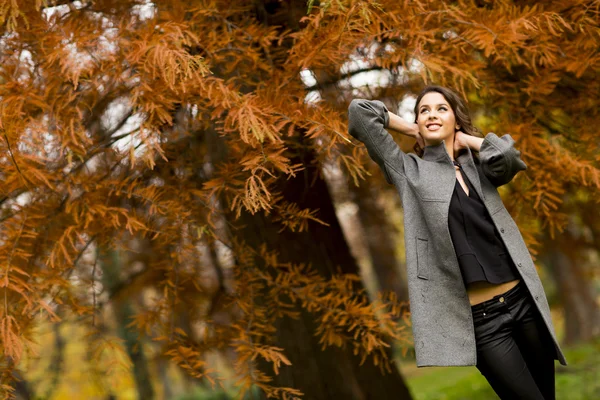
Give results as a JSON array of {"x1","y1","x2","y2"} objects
[{"x1": 303, "y1": 66, "x2": 385, "y2": 92}]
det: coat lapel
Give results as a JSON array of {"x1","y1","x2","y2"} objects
[
  {"x1": 457, "y1": 147, "x2": 485, "y2": 201},
  {"x1": 422, "y1": 139, "x2": 485, "y2": 201}
]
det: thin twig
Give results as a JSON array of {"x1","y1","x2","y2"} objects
[{"x1": 2, "y1": 133, "x2": 33, "y2": 189}]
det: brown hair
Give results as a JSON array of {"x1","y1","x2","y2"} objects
[{"x1": 412, "y1": 85, "x2": 481, "y2": 158}]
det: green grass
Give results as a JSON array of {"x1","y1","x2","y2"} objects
[
  {"x1": 401, "y1": 364, "x2": 495, "y2": 400},
  {"x1": 176, "y1": 338, "x2": 600, "y2": 399},
  {"x1": 401, "y1": 338, "x2": 600, "y2": 400}
]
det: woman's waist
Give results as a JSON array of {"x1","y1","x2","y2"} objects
[{"x1": 467, "y1": 279, "x2": 521, "y2": 306}]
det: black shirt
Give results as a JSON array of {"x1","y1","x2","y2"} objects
[{"x1": 448, "y1": 161, "x2": 520, "y2": 286}]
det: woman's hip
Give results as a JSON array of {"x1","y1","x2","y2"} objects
[{"x1": 470, "y1": 280, "x2": 540, "y2": 345}]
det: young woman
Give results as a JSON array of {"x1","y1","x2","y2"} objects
[{"x1": 348, "y1": 86, "x2": 567, "y2": 399}]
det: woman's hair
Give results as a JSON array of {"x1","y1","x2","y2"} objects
[{"x1": 412, "y1": 85, "x2": 481, "y2": 157}]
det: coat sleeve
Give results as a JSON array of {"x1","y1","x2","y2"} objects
[
  {"x1": 348, "y1": 99, "x2": 406, "y2": 184},
  {"x1": 479, "y1": 132, "x2": 527, "y2": 187}
]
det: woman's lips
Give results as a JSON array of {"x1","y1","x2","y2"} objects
[{"x1": 426, "y1": 124, "x2": 441, "y2": 131}]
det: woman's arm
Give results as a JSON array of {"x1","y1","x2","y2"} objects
[
  {"x1": 348, "y1": 99, "x2": 418, "y2": 183},
  {"x1": 348, "y1": 99, "x2": 416, "y2": 183},
  {"x1": 475, "y1": 132, "x2": 527, "y2": 187},
  {"x1": 459, "y1": 133, "x2": 484, "y2": 152},
  {"x1": 388, "y1": 110, "x2": 420, "y2": 138}
]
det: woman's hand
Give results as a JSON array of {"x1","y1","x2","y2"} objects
[
  {"x1": 454, "y1": 130, "x2": 484, "y2": 153},
  {"x1": 454, "y1": 130, "x2": 470, "y2": 153}
]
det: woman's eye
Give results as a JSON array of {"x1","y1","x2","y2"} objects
[
  {"x1": 420, "y1": 109, "x2": 429, "y2": 113},
  {"x1": 439, "y1": 107, "x2": 448, "y2": 111}
]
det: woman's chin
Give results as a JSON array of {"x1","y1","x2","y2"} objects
[
  {"x1": 424, "y1": 139, "x2": 442, "y2": 147},
  {"x1": 423, "y1": 133, "x2": 442, "y2": 144},
  {"x1": 424, "y1": 132, "x2": 453, "y2": 145}
]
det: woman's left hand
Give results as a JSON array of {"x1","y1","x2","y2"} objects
[{"x1": 454, "y1": 130, "x2": 469, "y2": 153}]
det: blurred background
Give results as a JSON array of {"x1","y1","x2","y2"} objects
[{"x1": 0, "y1": 1, "x2": 598, "y2": 399}]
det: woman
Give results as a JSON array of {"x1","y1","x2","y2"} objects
[{"x1": 347, "y1": 86, "x2": 567, "y2": 399}]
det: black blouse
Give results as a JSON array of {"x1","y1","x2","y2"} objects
[{"x1": 448, "y1": 161, "x2": 520, "y2": 286}]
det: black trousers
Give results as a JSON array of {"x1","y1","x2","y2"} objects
[{"x1": 470, "y1": 280, "x2": 556, "y2": 400}]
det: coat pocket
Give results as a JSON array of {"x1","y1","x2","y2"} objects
[{"x1": 416, "y1": 237, "x2": 429, "y2": 280}]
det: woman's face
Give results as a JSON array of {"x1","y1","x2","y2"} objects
[{"x1": 416, "y1": 92, "x2": 459, "y2": 146}]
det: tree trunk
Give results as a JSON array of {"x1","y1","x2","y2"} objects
[
  {"x1": 350, "y1": 179, "x2": 409, "y2": 306},
  {"x1": 309, "y1": 63, "x2": 409, "y2": 308},
  {"x1": 100, "y1": 248, "x2": 155, "y2": 400},
  {"x1": 42, "y1": 320, "x2": 65, "y2": 399},
  {"x1": 541, "y1": 230, "x2": 600, "y2": 344},
  {"x1": 12, "y1": 369, "x2": 33, "y2": 400},
  {"x1": 231, "y1": 143, "x2": 412, "y2": 400}
]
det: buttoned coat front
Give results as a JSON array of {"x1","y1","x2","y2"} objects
[{"x1": 348, "y1": 99, "x2": 567, "y2": 368}]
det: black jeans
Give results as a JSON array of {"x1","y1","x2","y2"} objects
[{"x1": 471, "y1": 280, "x2": 556, "y2": 399}]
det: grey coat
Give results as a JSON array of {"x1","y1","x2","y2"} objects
[{"x1": 348, "y1": 99, "x2": 567, "y2": 367}]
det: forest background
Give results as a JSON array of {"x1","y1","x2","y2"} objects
[{"x1": 0, "y1": 0, "x2": 598, "y2": 399}]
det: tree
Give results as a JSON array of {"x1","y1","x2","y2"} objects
[
  {"x1": 99, "y1": 246, "x2": 155, "y2": 400},
  {"x1": 349, "y1": 174, "x2": 409, "y2": 306},
  {"x1": 1, "y1": 0, "x2": 599, "y2": 398},
  {"x1": 539, "y1": 184, "x2": 600, "y2": 344},
  {"x1": 213, "y1": 133, "x2": 412, "y2": 399}
]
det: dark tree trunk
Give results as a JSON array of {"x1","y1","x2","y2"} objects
[
  {"x1": 541, "y1": 230, "x2": 600, "y2": 344},
  {"x1": 229, "y1": 141, "x2": 412, "y2": 400}
]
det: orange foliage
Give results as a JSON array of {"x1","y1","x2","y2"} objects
[{"x1": 0, "y1": 0, "x2": 598, "y2": 398}]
